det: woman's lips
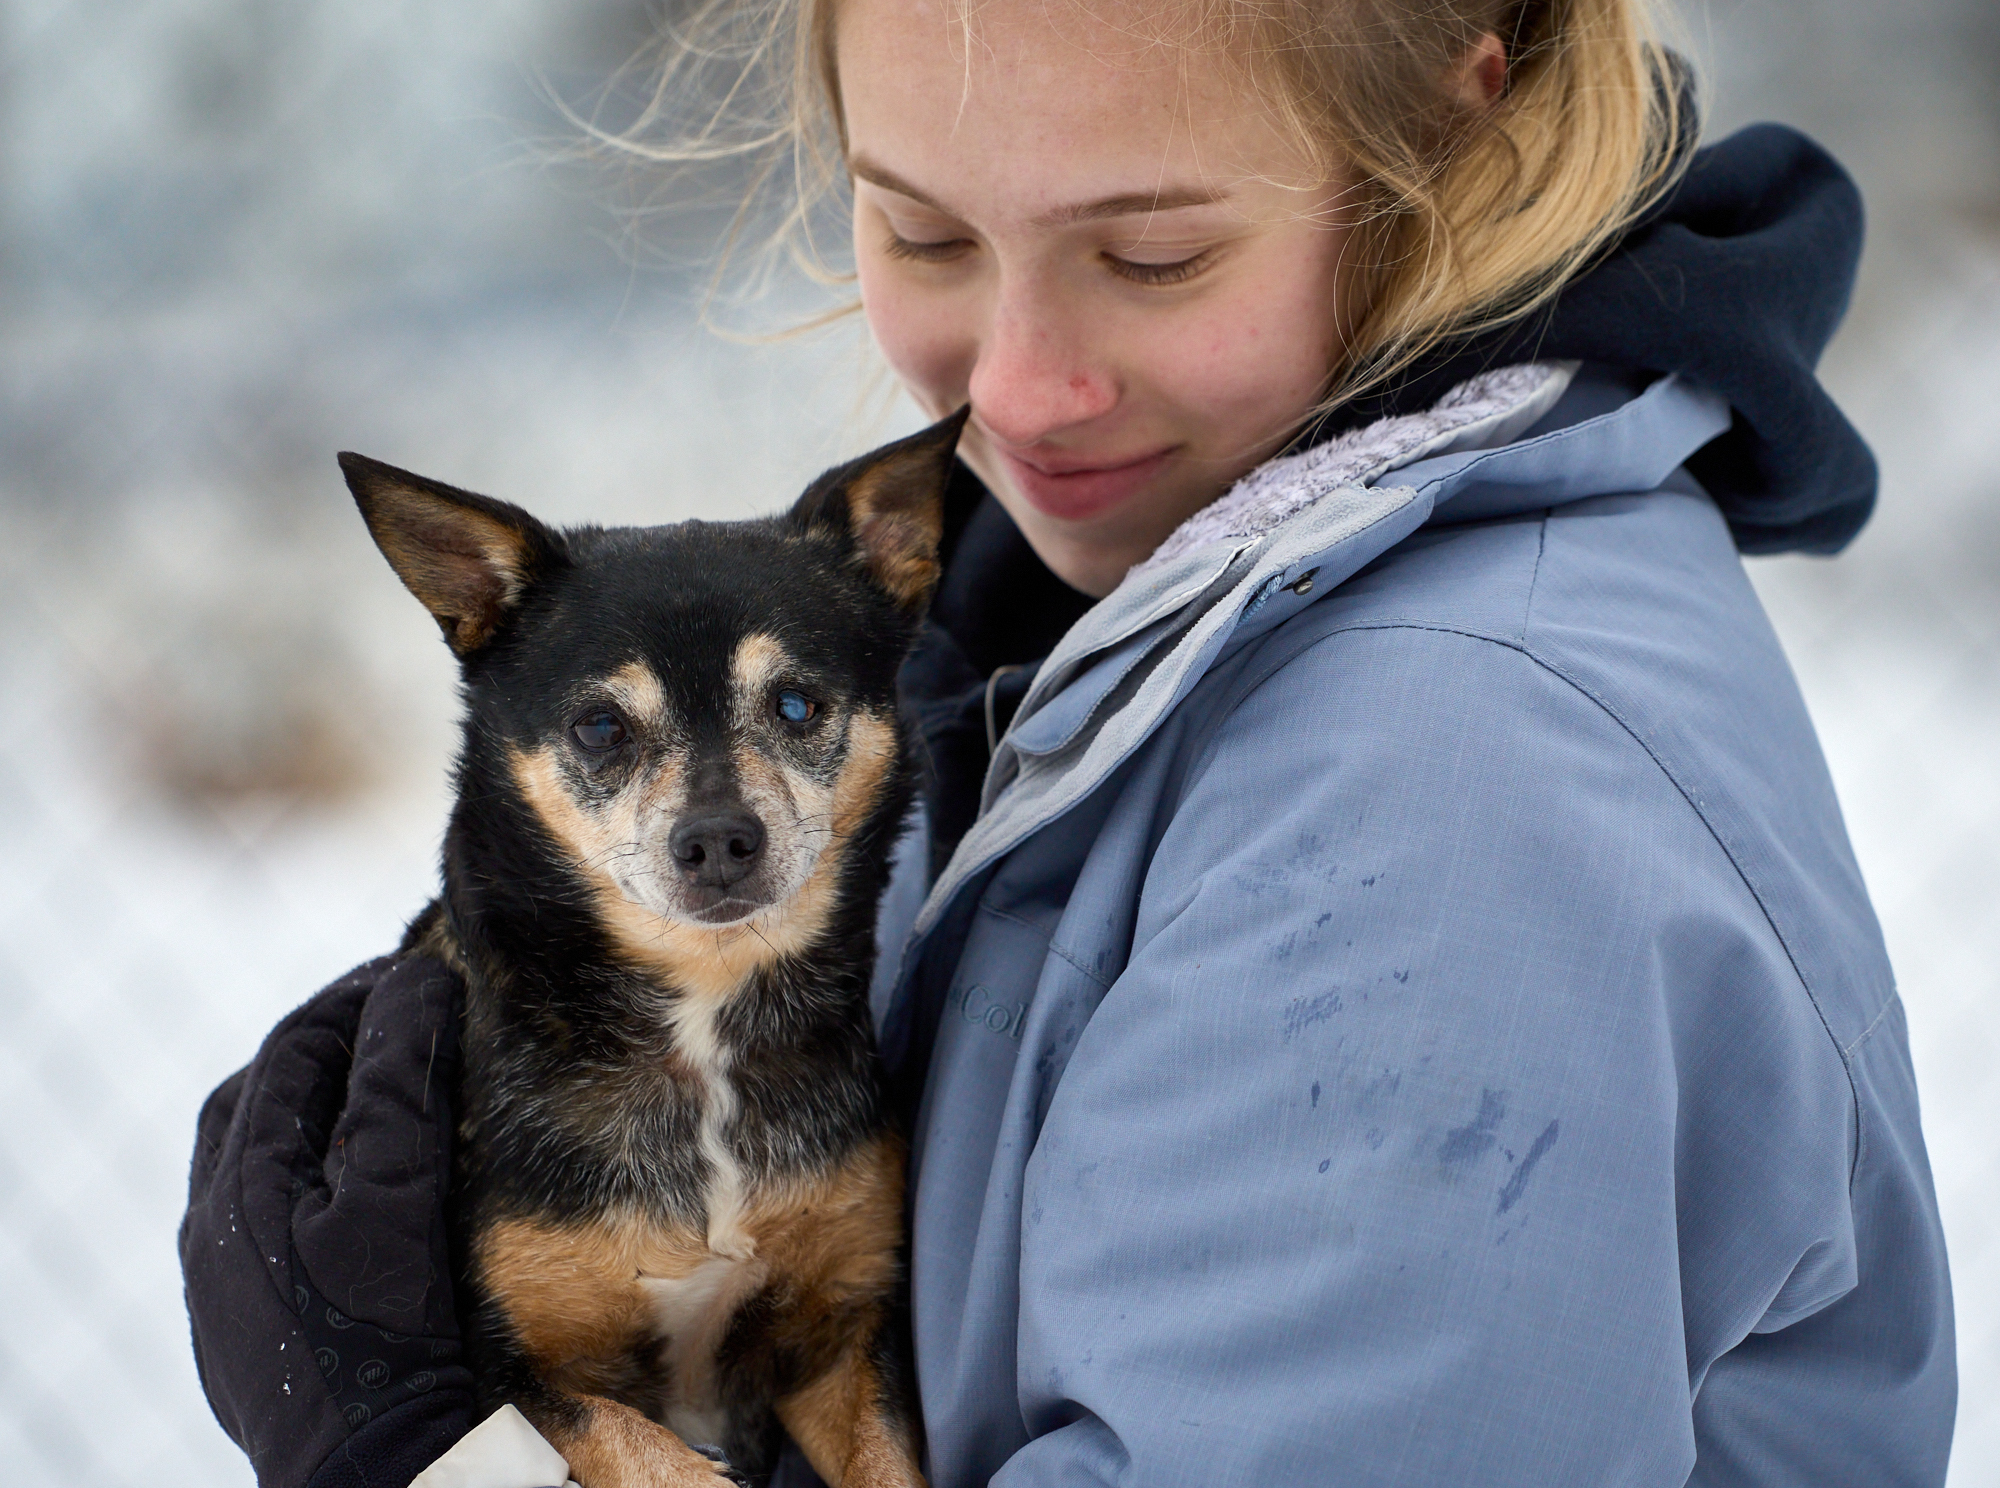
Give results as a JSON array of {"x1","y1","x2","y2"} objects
[{"x1": 994, "y1": 445, "x2": 1177, "y2": 523}]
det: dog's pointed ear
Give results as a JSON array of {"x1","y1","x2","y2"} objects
[
  {"x1": 788, "y1": 406, "x2": 970, "y2": 614},
  {"x1": 338, "y1": 453, "x2": 564, "y2": 657}
]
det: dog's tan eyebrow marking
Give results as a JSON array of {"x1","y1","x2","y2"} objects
[
  {"x1": 603, "y1": 661, "x2": 667, "y2": 729},
  {"x1": 731, "y1": 634, "x2": 791, "y2": 720}
]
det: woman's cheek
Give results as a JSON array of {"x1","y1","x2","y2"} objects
[
  {"x1": 857, "y1": 256, "x2": 975, "y2": 420},
  {"x1": 1172, "y1": 271, "x2": 1341, "y2": 434},
  {"x1": 1139, "y1": 299, "x2": 1296, "y2": 437}
]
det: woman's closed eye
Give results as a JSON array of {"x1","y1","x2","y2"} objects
[
  {"x1": 884, "y1": 230, "x2": 1220, "y2": 287},
  {"x1": 1103, "y1": 246, "x2": 1218, "y2": 286},
  {"x1": 882, "y1": 229, "x2": 975, "y2": 264}
]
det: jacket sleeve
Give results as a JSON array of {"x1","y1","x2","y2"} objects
[{"x1": 995, "y1": 623, "x2": 1942, "y2": 1487}]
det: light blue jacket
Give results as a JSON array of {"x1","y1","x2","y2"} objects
[{"x1": 862, "y1": 363, "x2": 1955, "y2": 1486}]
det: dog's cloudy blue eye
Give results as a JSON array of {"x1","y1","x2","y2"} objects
[
  {"x1": 571, "y1": 712, "x2": 626, "y2": 751},
  {"x1": 776, "y1": 690, "x2": 817, "y2": 724}
]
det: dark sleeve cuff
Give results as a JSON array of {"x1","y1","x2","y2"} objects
[{"x1": 305, "y1": 1393, "x2": 475, "y2": 1488}]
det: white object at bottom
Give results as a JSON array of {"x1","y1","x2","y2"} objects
[{"x1": 407, "y1": 1403, "x2": 576, "y2": 1488}]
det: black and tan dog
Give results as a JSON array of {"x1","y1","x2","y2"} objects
[{"x1": 339, "y1": 411, "x2": 967, "y2": 1488}]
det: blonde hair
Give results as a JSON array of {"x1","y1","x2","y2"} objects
[{"x1": 592, "y1": 0, "x2": 1686, "y2": 408}]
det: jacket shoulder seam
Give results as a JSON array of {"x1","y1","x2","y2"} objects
[{"x1": 1516, "y1": 641, "x2": 1870, "y2": 1186}]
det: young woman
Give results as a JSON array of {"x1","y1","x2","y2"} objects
[{"x1": 182, "y1": 0, "x2": 1957, "y2": 1483}]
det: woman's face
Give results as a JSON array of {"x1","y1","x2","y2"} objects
[{"x1": 839, "y1": 0, "x2": 1358, "y2": 596}]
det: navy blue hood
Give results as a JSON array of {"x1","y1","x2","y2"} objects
[{"x1": 1318, "y1": 123, "x2": 1875, "y2": 555}]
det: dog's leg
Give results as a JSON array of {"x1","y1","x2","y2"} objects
[
  {"x1": 468, "y1": 1217, "x2": 750, "y2": 1484},
  {"x1": 515, "y1": 1385, "x2": 748, "y2": 1488},
  {"x1": 773, "y1": 1316, "x2": 925, "y2": 1488}
]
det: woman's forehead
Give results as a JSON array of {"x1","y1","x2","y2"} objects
[{"x1": 835, "y1": 0, "x2": 1320, "y2": 220}]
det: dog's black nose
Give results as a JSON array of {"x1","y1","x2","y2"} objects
[{"x1": 669, "y1": 811, "x2": 766, "y2": 888}]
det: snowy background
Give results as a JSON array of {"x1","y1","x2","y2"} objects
[{"x1": 0, "y1": 0, "x2": 1994, "y2": 1479}]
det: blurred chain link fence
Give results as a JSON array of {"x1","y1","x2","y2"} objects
[{"x1": 1, "y1": 0, "x2": 1994, "y2": 1482}]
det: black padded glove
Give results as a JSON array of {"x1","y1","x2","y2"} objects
[{"x1": 182, "y1": 954, "x2": 478, "y2": 1488}]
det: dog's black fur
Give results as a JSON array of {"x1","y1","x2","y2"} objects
[{"x1": 342, "y1": 411, "x2": 966, "y2": 1488}]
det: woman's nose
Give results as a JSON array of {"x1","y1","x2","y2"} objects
[{"x1": 966, "y1": 290, "x2": 1117, "y2": 447}]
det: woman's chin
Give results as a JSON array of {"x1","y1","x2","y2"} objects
[{"x1": 1013, "y1": 501, "x2": 1189, "y2": 597}]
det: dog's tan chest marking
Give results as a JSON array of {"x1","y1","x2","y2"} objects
[{"x1": 478, "y1": 1136, "x2": 906, "y2": 1447}]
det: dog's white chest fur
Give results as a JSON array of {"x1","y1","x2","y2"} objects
[
  {"x1": 667, "y1": 990, "x2": 754, "y2": 1257},
  {"x1": 645, "y1": 988, "x2": 766, "y2": 1442},
  {"x1": 640, "y1": 1250, "x2": 770, "y2": 1446}
]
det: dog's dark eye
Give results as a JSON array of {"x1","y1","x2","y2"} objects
[
  {"x1": 775, "y1": 690, "x2": 817, "y2": 725},
  {"x1": 570, "y1": 711, "x2": 627, "y2": 752}
]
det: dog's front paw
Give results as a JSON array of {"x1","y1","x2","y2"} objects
[{"x1": 538, "y1": 1397, "x2": 756, "y2": 1488}]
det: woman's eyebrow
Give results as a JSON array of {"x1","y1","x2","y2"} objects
[{"x1": 849, "y1": 155, "x2": 1228, "y2": 226}]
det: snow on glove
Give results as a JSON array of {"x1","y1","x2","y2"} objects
[{"x1": 182, "y1": 954, "x2": 480, "y2": 1488}]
